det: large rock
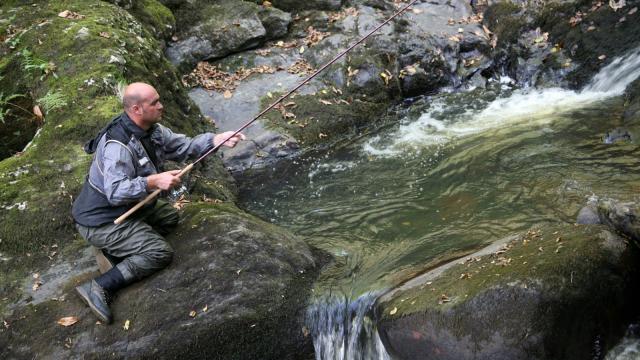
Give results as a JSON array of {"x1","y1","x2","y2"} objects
[
  {"x1": 166, "y1": 0, "x2": 291, "y2": 71},
  {"x1": 0, "y1": 2, "x2": 318, "y2": 359},
  {"x1": 1, "y1": 204, "x2": 318, "y2": 359},
  {"x1": 377, "y1": 224, "x2": 640, "y2": 360}
]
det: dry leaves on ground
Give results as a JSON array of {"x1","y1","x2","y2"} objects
[
  {"x1": 328, "y1": 7, "x2": 359, "y2": 22},
  {"x1": 287, "y1": 59, "x2": 315, "y2": 76},
  {"x1": 183, "y1": 63, "x2": 277, "y2": 96},
  {"x1": 304, "y1": 26, "x2": 330, "y2": 47}
]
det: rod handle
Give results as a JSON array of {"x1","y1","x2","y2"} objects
[{"x1": 113, "y1": 163, "x2": 195, "y2": 225}]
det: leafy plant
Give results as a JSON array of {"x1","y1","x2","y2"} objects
[
  {"x1": 37, "y1": 91, "x2": 67, "y2": 113},
  {"x1": 0, "y1": 92, "x2": 25, "y2": 124},
  {"x1": 20, "y1": 49, "x2": 57, "y2": 79}
]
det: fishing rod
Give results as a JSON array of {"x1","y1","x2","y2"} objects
[{"x1": 114, "y1": 0, "x2": 421, "y2": 225}]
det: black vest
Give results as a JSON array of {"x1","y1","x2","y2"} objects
[{"x1": 72, "y1": 115, "x2": 156, "y2": 227}]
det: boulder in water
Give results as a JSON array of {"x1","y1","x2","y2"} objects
[{"x1": 377, "y1": 224, "x2": 640, "y2": 360}]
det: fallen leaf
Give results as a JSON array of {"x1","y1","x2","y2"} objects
[
  {"x1": 123, "y1": 319, "x2": 130, "y2": 330},
  {"x1": 202, "y1": 305, "x2": 208, "y2": 312},
  {"x1": 609, "y1": 0, "x2": 626, "y2": 11},
  {"x1": 58, "y1": 10, "x2": 85, "y2": 19},
  {"x1": 99, "y1": 32, "x2": 110, "y2": 39},
  {"x1": 299, "y1": 46, "x2": 305, "y2": 54},
  {"x1": 629, "y1": 7, "x2": 638, "y2": 14},
  {"x1": 32, "y1": 281, "x2": 42, "y2": 291},
  {"x1": 223, "y1": 90, "x2": 233, "y2": 99},
  {"x1": 319, "y1": 99, "x2": 333, "y2": 105},
  {"x1": 318, "y1": 133, "x2": 328, "y2": 139},
  {"x1": 389, "y1": 307, "x2": 398, "y2": 315},
  {"x1": 262, "y1": 1, "x2": 272, "y2": 7},
  {"x1": 3, "y1": 320, "x2": 9, "y2": 329},
  {"x1": 412, "y1": 8, "x2": 423, "y2": 14},
  {"x1": 57, "y1": 316, "x2": 79, "y2": 327},
  {"x1": 457, "y1": 27, "x2": 464, "y2": 33},
  {"x1": 598, "y1": 54, "x2": 607, "y2": 60},
  {"x1": 587, "y1": 25, "x2": 596, "y2": 31},
  {"x1": 33, "y1": 105, "x2": 43, "y2": 120},
  {"x1": 189, "y1": 310, "x2": 197, "y2": 318}
]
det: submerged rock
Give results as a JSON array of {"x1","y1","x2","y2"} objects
[{"x1": 377, "y1": 223, "x2": 640, "y2": 360}]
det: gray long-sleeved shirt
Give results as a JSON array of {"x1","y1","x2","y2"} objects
[{"x1": 72, "y1": 113, "x2": 214, "y2": 226}]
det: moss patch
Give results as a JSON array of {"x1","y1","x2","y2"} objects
[{"x1": 380, "y1": 223, "x2": 629, "y2": 319}]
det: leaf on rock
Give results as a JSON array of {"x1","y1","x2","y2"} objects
[
  {"x1": 58, "y1": 10, "x2": 85, "y2": 20},
  {"x1": 123, "y1": 319, "x2": 130, "y2": 330},
  {"x1": 598, "y1": 54, "x2": 607, "y2": 60},
  {"x1": 389, "y1": 307, "x2": 398, "y2": 315},
  {"x1": 223, "y1": 90, "x2": 233, "y2": 99},
  {"x1": 189, "y1": 310, "x2": 197, "y2": 318},
  {"x1": 609, "y1": 0, "x2": 626, "y2": 11},
  {"x1": 32, "y1": 105, "x2": 43, "y2": 120},
  {"x1": 57, "y1": 316, "x2": 79, "y2": 327}
]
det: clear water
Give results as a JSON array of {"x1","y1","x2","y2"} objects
[{"x1": 238, "y1": 47, "x2": 640, "y2": 359}]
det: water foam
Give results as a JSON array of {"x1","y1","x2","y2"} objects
[{"x1": 365, "y1": 46, "x2": 640, "y2": 156}]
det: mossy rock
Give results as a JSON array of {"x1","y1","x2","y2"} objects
[
  {"x1": 260, "y1": 90, "x2": 389, "y2": 147},
  {"x1": 536, "y1": 0, "x2": 640, "y2": 88},
  {"x1": 1, "y1": 203, "x2": 319, "y2": 359},
  {"x1": 377, "y1": 223, "x2": 640, "y2": 360},
  {"x1": 0, "y1": 0, "x2": 227, "y2": 315}
]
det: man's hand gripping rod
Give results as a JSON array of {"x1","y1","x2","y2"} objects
[{"x1": 114, "y1": 0, "x2": 420, "y2": 225}]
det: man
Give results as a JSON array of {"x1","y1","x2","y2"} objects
[{"x1": 72, "y1": 82, "x2": 245, "y2": 324}]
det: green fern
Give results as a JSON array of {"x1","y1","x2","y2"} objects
[
  {"x1": 21, "y1": 49, "x2": 57, "y2": 79},
  {"x1": 37, "y1": 91, "x2": 67, "y2": 113}
]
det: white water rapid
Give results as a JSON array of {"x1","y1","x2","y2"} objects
[{"x1": 364, "y1": 46, "x2": 640, "y2": 157}]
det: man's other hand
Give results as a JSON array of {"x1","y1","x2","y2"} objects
[
  {"x1": 147, "y1": 170, "x2": 182, "y2": 191},
  {"x1": 213, "y1": 131, "x2": 246, "y2": 148}
]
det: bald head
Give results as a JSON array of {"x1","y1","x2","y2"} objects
[
  {"x1": 123, "y1": 82, "x2": 157, "y2": 111},
  {"x1": 122, "y1": 82, "x2": 164, "y2": 129}
]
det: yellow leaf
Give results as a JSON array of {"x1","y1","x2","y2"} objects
[
  {"x1": 189, "y1": 310, "x2": 197, "y2": 318},
  {"x1": 263, "y1": 1, "x2": 272, "y2": 7},
  {"x1": 223, "y1": 90, "x2": 233, "y2": 99},
  {"x1": 389, "y1": 307, "x2": 398, "y2": 315},
  {"x1": 123, "y1": 319, "x2": 130, "y2": 330},
  {"x1": 202, "y1": 305, "x2": 208, "y2": 312},
  {"x1": 57, "y1": 316, "x2": 79, "y2": 327},
  {"x1": 299, "y1": 46, "x2": 305, "y2": 54}
]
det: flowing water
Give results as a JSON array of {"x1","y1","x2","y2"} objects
[{"x1": 238, "y1": 47, "x2": 640, "y2": 359}]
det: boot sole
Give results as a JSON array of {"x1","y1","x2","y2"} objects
[{"x1": 75, "y1": 285, "x2": 112, "y2": 324}]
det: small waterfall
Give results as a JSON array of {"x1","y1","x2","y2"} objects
[
  {"x1": 306, "y1": 292, "x2": 391, "y2": 360},
  {"x1": 364, "y1": 46, "x2": 640, "y2": 156},
  {"x1": 584, "y1": 47, "x2": 640, "y2": 94}
]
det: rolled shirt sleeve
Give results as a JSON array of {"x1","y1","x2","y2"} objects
[
  {"x1": 102, "y1": 141, "x2": 149, "y2": 205},
  {"x1": 159, "y1": 125, "x2": 214, "y2": 163}
]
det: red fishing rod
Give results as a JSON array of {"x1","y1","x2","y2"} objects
[{"x1": 115, "y1": 0, "x2": 421, "y2": 224}]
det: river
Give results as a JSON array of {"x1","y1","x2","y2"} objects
[{"x1": 238, "y1": 47, "x2": 640, "y2": 359}]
